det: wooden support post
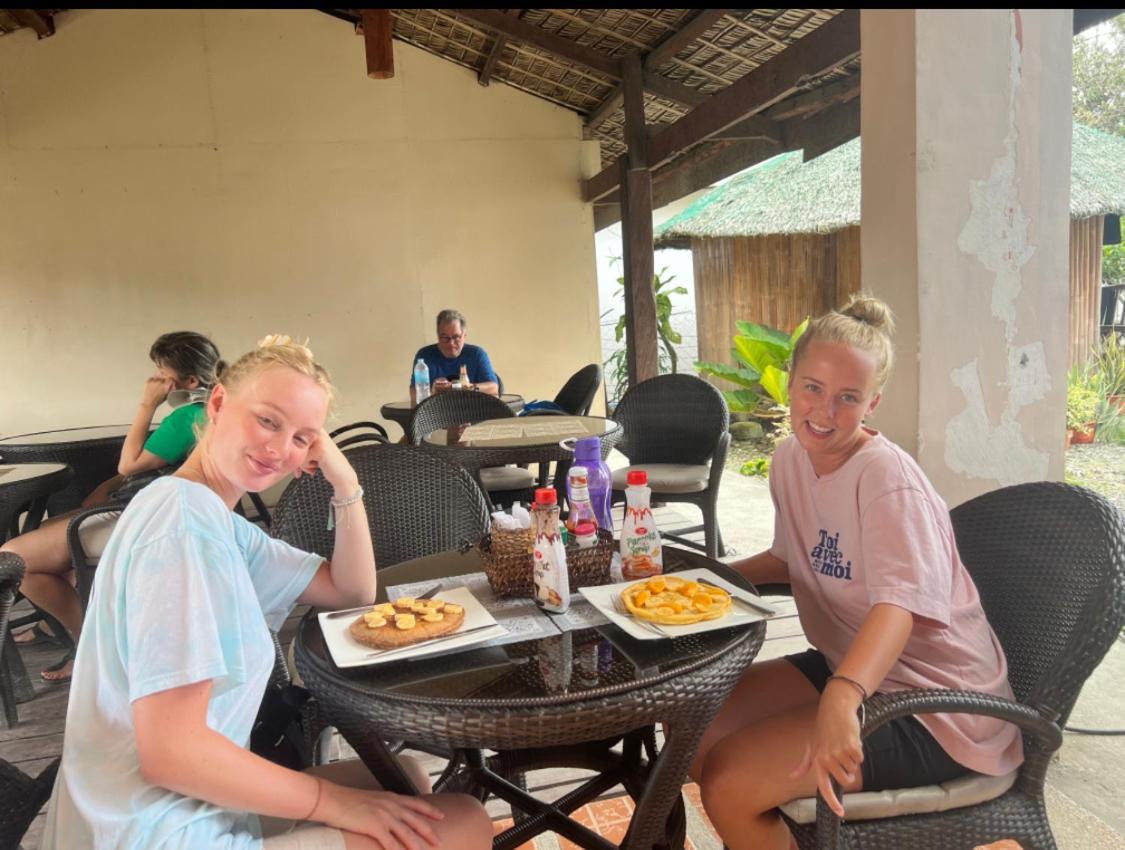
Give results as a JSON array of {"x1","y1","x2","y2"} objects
[
  {"x1": 363, "y1": 9, "x2": 395, "y2": 80},
  {"x1": 620, "y1": 54, "x2": 659, "y2": 386}
]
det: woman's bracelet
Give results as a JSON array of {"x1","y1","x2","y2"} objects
[
  {"x1": 301, "y1": 775, "x2": 323, "y2": 822},
  {"x1": 826, "y1": 674, "x2": 869, "y2": 728},
  {"x1": 826, "y1": 674, "x2": 869, "y2": 702},
  {"x1": 327, "y1": 486, "x2": 364, "y2": 531}
]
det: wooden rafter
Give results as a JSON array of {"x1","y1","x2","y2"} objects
[
  {"x1": 583, "y1": 9, "x2": 860, "y2": 202},
  {"x1": 11, "y1": 9, "x2": 54, "y2": 38},
  {"x1": 362, "y1": 9, "x2": 395, "y2": 79},
  {"x1": 478, "y1": 9, "x2": 522, "y2": 86},
  {"x1": 452, "y1": 9, "x2": 709, "y2": 111}
]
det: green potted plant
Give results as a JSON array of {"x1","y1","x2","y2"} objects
[
  {"x1": 1092, "y1": 332, "x2": 1125, "y2": 413},
  {"x1": 1066, "y1": 365, "x2": 1101, "y2": 446},
  {"x1": 694, "y1": 318, "x2": 808, "y2": 416}
]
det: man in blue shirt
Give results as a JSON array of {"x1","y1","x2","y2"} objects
[{"x1": 410, "y1": 309, "x2": 499, "y2": 403}]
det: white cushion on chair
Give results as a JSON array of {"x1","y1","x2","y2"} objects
[
  {"x1": 611, "y1": 464, "x2": 709, "y2": 494},
  {"x1": 76, "y1": 511, "x2": 122, "y2": 566},
  {"x1": 778, "y1": 770, "x2": 1018, "y2": 825},
  {"x1": 480, "y1": 466, "x2": 535, "y2": 491}
]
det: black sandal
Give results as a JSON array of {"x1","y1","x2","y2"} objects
[
  {"x1": 41, "y1": 647, "x2": 76, "y2": 684},
  {"x1": 13, "y1": 623, "x2": 55, "y2": 646}
]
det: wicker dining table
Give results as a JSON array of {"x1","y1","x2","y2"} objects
[
  {"x1": 295, "y1": 545, "x2": 766, "y2": 850},
  {"x1": 422, "y1": 414, "x2": 622, "y2": 504},
  {"x1": 381, "y1": 394, "x2": 525, "y2": 436},
  {"x1": 0, "y1": 425, "x2": 147, "y2": 518}
]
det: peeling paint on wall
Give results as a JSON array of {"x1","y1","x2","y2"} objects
[
  {"x1": 945, "y1": 359, "x2": 1049, "y2": 484},
  {"x1": 946, "y1": 12, "x2": 1047, "y2": 482}
]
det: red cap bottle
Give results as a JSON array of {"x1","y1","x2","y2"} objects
[
  {"x1": 534, "y1": 487, "x2": 558, "y2": 505},
  {"x1": 626, "y1": 470, "x2": 649, "y2": 486}
]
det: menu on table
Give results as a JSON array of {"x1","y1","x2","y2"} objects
[{"x1": 520, "y1": 419, "x2": 589, "y2": 438}]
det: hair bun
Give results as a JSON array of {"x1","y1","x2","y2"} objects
[
  {"x1": 257, "y1": 333, "x2": 314, "y2": 359},
  {"x1": 841, "y1": 295, "x2": 895, "y2": 336}
]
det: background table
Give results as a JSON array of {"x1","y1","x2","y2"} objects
[
  {"x1": 381, "y1": 394, "x2": 525, "y2": 435},
  {"x1": 422, "y1": 415, "x2": 622, "y2": 502},
  {"x1": 0, "y1": 425, "x2": 152, "y2": 517},
  {"x1": 296, "y1": 545, "x2": 765, "y2": 850}
]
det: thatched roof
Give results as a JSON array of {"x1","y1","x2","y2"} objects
[{"x1": 655, "y1": 123, "x2": 1125, "y2": 247}]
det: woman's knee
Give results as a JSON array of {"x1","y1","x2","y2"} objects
[{"x1": 424, "y1": 793, "x2": 492, "y2": 849}]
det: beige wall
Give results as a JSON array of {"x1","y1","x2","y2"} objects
[
  {"x1": 0, "y1": 10, "x2": 601, "y2": 436},
  {"x1": 862, "y1": 9, "x2": 1072, "y2": 507}
]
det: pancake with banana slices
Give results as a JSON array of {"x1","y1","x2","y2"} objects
[
  {"x1": 349, "y1": 598, "x2": 466, "y2": 649},
  {"x1": 620, "y1": 575, "x2": 733, "y2": 625}
]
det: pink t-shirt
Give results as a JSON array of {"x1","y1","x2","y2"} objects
[{"x1": 769, "y1": 431, "x2": 1023, "y2": 776}]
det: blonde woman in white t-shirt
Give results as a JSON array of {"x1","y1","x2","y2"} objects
[
  {"x1": 691, "y1": 296, "x2": 1022, "y2": 850},
  {"x1": 42, "y1": 336, "x2": 492, "y2": 850}
]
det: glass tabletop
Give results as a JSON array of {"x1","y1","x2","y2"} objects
[
  {"x1": 0, "y1": 463, "x2": 71, "y2": 484},
  {"x1": 0, "y1": 424, "x2": 134, "y2": 444},
  {"x1": 422, "y1": 415, "x2": 620, "y2": 449},
  {"x1": 381, "y1": 394, "x2": 524, "y2": 413},
  {"x1": 298, "y1": 546, "x2": 764, "y2": 707}
]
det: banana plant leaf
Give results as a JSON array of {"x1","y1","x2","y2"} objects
[
  {"x1": 734, "y1": 334, "x2": 788, "y2": 374},
  {"x1": 694, "y1": 359, "x2": 761, "y2": 388},
  {"x1": 760, "y1": 364, "x2": 790, "y2": 406},
  {"x1": 722, "y1": 389, "x2": 761, "y2": 412}
]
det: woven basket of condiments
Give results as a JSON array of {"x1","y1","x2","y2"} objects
[{"x1": 479, "y1": 524, "x2": 614, "y2": 598}]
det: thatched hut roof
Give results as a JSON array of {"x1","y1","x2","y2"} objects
[{"x1": 655, "y1": 123, "x2": 1125, "y2": 248}]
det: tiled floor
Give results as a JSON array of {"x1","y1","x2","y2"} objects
[{"x1": 489, "y1": 782, "x2": 720, "y2": 850}]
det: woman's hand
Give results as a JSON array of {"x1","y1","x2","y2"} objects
[
  {"x1": 790, "y1": 684, "x2": 863, "y2": 817},
  {"x1": 298, "y1": 430, "x2": 359, "y2": 495},
  {"x1": 141, "y1": 375, "x2": 174, "y2": 410},
  {"x1": 317, "y1": 784, "x2": 444, "y2": 850}
]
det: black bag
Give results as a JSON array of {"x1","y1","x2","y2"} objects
[{"x1": 250, "y1": 682, "x2": 314, "y2": 770}]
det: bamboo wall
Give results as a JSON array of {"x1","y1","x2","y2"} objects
[
  {"x1": 1069, "y1": 215, "x2": 1103, "y2": 368},
  {"x1": 692, "y1": 226, "x2": 861, "y2": 372},
  {"x1": 693, "y1": 218, "x2": 1101, "y2": 376}
]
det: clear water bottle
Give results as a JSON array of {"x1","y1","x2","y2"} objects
[
  {"x1": 573, "y1": 436, "x2": 613, "y2": 531},
  {"x1": 414, "y1": 358, "x2": 431, "y2": 403}
]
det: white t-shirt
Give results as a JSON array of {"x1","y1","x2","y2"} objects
[
  {"x1": 769, "y1": 431, "x2": 1023, "y2": 777},
  {"x1": 41, "y1": 477, "x2": 323, "y2": 850}
]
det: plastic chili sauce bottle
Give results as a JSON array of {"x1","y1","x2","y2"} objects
[
  {"x1": 620, "y1": 470, "x2": 663, "y2": 580},
  {"x1": 565, "y1": 466, "x2": 599, "y2": 534},
  {"x1": 532, "y1": 487, "x2": 570, "y2": 613}
]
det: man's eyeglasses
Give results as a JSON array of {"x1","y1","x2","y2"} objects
[{"x1": 439, "y1": 334, "x2": 464, "y2": 344}]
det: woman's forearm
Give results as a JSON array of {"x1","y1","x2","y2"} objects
[
  {"x1": 831, "y1": 603, "x2": 914, "y2": 701},
  {"x1": 143, "y1": 721, "x2": 322, "y2": 822},
  {"x1": 730, "y1": 549, "x2": 789, "y2": 586},
  {"x1": 327, "y1": 488, "x2": 377, "y2": 604},
  {"x1": 118, "y1": 402, "x2": 159, "y2": 475}
]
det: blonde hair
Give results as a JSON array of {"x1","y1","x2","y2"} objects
[
  {"x1": 218, "y1": 334, "x2": 336, "y2": 411},
  {"x1": 791, "y1": 293, "x2": 896, "y2": 390}
]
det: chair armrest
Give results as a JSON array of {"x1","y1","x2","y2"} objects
[
  {"x1": 67, "y1": 504, "x2": 125, "y2": 610},
  {"x1": 707, "y1": 431, "x2": 730, "y2": 493},
  {"x1": 811, "y1": 687, "x2": 1058, "y2": 850}
]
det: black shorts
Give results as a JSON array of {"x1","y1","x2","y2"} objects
[{"x1": 786, "y1": 649, "x2": 969, "y2": 791}]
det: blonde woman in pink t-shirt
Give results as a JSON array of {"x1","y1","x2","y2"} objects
[{"x1": 692, "y1": 295, "x2": 1023, "y2": 850}]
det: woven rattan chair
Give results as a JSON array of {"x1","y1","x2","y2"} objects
[
  {"x1": 781, "y1": 482, "x2": 1125, "y2": 850},
  {"x1": 330, "y1": 421, "x2": 390, "y2": 450},
  {"x1": 0, "y1": 751, "x2": 59, "y2": 849},
  {"x1": 0, "y1": 552, "x2": 27, "y2": 728},
  {"x1": 270, "y1": 442, "x2": 490, "y2": 569},
  {"x1": 553, "y1": 363, "x2": 602, "y2": 416},
  {"x1": 0, "y1": 435, "x2": 123, "y2": 519},
  {"x1": 610, "y1": 374, "x2": 730, "y2": 558},
  {"x1": 407, "y1": 391, "x2": 535, "y2": 508}
]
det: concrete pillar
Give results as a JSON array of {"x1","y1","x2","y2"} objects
[{"x1": 861, "y1": 9, "x2": 1072, "y2": 507}]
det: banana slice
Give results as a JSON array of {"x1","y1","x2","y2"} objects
[
  {"x1": 363, "y1": 615, "x2": 388, "y2": 628},
  {"x1": 443, "y1": 604, "x2": 463, "y2": 616},
  {"x1": 394, "y1": 614, "x2": 417, "y2": 630},
  {"x1": 422, "y1": 612, "x2": 444, "y2": 623},
  {"x1": 393, "y1": 597, "x2": 415, "y2": 610}
]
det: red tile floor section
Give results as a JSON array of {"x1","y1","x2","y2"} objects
[{"x1": 490, "y1": 782, "x2": 719, "y2": 850}]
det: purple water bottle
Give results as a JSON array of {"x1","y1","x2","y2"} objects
[{"x1": 572, "y1": 436, "x2": 613, "y2": 532}]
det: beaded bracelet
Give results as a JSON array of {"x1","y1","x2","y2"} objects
[{"x1": 327, "y1": 486, "x2": 364, "y2": 531}]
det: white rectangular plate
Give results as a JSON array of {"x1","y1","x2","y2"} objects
[
  {"x1": 319, "y1": 586, "x2": 507, "y2": 668},
  {"x1": 577, "y1": 568, "x2": 776, "y2": 641}
]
